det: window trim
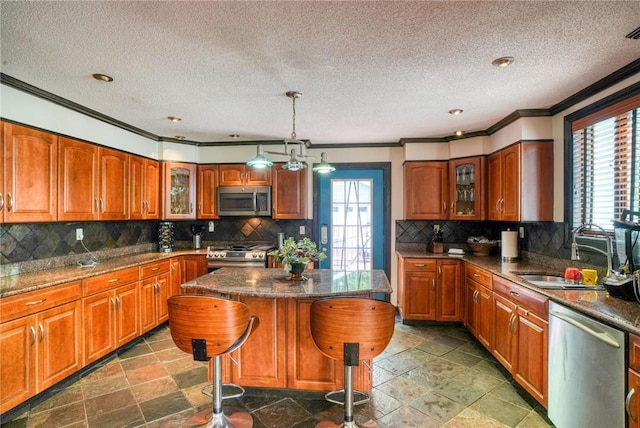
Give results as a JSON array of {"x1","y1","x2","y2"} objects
[{"x1": 564, "y1": 81, "x2": 640, "y2": 243}]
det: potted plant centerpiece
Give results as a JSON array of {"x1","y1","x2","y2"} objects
[{"x1": 269, "y1": 237, "x2": 327, "y2": 280}]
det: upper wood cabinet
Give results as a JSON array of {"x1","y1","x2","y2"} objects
[
  {"x1": 197, "y1": 164, "x2": 219, "y2": 219},
  {"x1": 58, "y1": 138, "x2": 128, "y2": 221},
  {"x1": 2, "y1": 123, "x2": 58, "y2": 223},
  {"x1": 219, "y1": 164, "x2": 271, "y2": 186},
  {"x1": 272, "y1": 163, "x2": 307, "y2": 219},
  {"x1": 488, "y1": 142, "x2": 553, "y2": 222},
  {"x1": 161, "y1": 161, "x2": 196, "y2": 220},
  {"x1": 403, "y1": 161, "x2": 449, "y2": 219},
  {"x1": 448, "y1": 157, "x2": 486, "y2": 221},
  {"x1": 129, "y1": 155, "x2": 159, "y2": 219}
]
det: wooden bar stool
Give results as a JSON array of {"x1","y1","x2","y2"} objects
[
  {"x1": 310, "y1": 297, "x2": 396, "y2": 428},
  {"x1": 168, "y1": 295, "x2": 259, "y2": 428}
]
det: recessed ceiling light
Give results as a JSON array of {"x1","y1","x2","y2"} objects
[
  {"x1": 448, "y1": 109, "x2": 463, "y2": 115},
  {"x1": 455, "y1": 130, "x2": 465, "y2": 137},
  {"x1": 492, "y1": 56, "x2": 515, "y2": 68},
  {"x1": 229, "y1": 134, "x2": 240, "y2": 139},
  {"x1": 167, "y1": 116, "x2": 182, "y2": 122},
  {"x1": 92, "y1": 73, "x2": 113, "y2": 82},
  {"x1": 174, "y1": 135, "x2": 186, "y2": 140}
]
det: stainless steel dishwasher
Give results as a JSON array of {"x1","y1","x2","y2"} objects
[{"x1": 548, "y1": 301, "x2": 625, "y2": 428}]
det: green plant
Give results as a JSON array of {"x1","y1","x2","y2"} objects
[{"x1": 269, "y1": 237, "x2": 327, "y2": 271}]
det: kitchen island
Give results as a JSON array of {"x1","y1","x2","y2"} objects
[{"x1": 180, "y1": 267, "x2": 392, "y2": 392}]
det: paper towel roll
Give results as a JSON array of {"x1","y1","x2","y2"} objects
[{"x1": 501, "y1": 230, "x2": 519, "y2": 261}]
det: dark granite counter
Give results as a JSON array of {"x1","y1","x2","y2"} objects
[
  {"x1": 0, "y1": 249, "x2": 208, "y2": 298},
  {"x1": 181, "y1": 267, "x2": 392, "y2": 298},
  {"x1": 397, "y1": 249, "x2": 640, "y2": 337}
]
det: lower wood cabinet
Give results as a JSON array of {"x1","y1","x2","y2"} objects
[
  {"x1": 0, "y1": 281, "x2": 82, "y2": 414},
  {"x1": 140, "y1": 260, "x2": 171, "y2": 333},
  {"x1": 627, "y1": 334, "x2": 640, "y2": 427},
  {"x1": 169, "y1": 257, "x2": 182, "y2": 297},
  {"x1": 463, "y1": 264, "x2": 493, "y2": 350},
  {"x1": 492, "y1": 275, "x2": 548, "y2": 407},
  {"x1": 182, "y1": 255, "x2": 208, "y2": 283}
]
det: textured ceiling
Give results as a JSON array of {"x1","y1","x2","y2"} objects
[{"x1": 1, "y1": 1, "x2": 639, "y2": 145}]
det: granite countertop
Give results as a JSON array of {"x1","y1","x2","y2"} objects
[
  {"x1": 397, "y1": 249, "x2": 640, "y2": 337},
  {"x1": 0, "y1": 249, "x2": 209, "y2": 298},
  {"x1": 181, "y1": 267, "x2": 392, "y2": 298}
]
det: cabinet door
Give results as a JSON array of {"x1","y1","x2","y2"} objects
[
  {"x1": 156, "y1": 272, "x2": 170, "y2": 324},
  {"x1": 218, "y1": 164, "x2": 245, "y2": 185},
  {"x1": 58, "y1": 137, "x2": 99, "y2": 221},
  {"x1": 514, "y1": 309, "x2": 547, "y2": 407},
  {"x1": 272, "y1": 163, "x2": 307, "y2": 219},
  {"x1": 501, "y1": 145, "x2": 520, "y2": 221},
  {"x1": 162, "y1": 162, "x2": 196, "y2": 219},
  {"x1": 129, "y1": 155, "x2": 145, "y2": 219},
  {"x1": 0, "y1": 315, "x2": 36, "y2": 413},
  {"x1": 144, "y1": 159, "x2": 160, "y2": 219},
  {"x1": 404, "y1": 162, "x2": 448, "y2": 219},
  {"x1": 436, "y1": 260, "x2": 461, "y2": 321},
  {"x1": 492, "y1": 292, "x2": 516, "y2": 372},
  {"x1": 463, "y1": 283, "x2": 477, "y2": 335},
  {"x1": 476, "y1": 285, "x2": 493, "y2": 350},
  {"x1": 99, "y1": 147, "x2": 128, "y2": 220},
  {"x1": 245, "y1": 166, "x2": 271, "y2": 185},
  {"x1": 37, "y1": 301, "x2": 82, "y2": 391},
  {"x1": 83, "y1": 290, "x2": 116, "y2": 364},
  {"x1": 197, "y1": 165, "x2": 219, "y2": 219},
  {"x1": 3, "y1": 123, "x2": 58, "y2": 223},
  {"x1": 169, "y1": 257, "x2": 183, "y2": 297},
  {"x1": 487, "y1": 151, "x2": 502, "y2": 220},
  {"x1": 403, "y1": 271, "x2": 437, "y2": 320},
  {"x1": 115, "y1": 282, "x2": 139, "y2": 347},
  {"x1": 449, "y1": 157, "x2": 485, "y2": 221},
  {"x1": 629, "y1": 369, "x2": 640, "y2": 428},
  {"x1": 183, "y1": 255, "x2": 207, "y2": 283},
  {"x1": 140, "y1": 277, "x2": 157, "y2": 333}
]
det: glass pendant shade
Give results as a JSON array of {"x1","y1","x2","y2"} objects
[
  {"x1": 312, "y1": 152, "x2": 336, "y2": 174},
  {"x1": 282, "y1": 149, "x2": 307, "y2": 171},
  {"x1": 246, "y1": 145, "x2": 273, "y2": 169}
]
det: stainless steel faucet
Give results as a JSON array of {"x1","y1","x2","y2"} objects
[{"x1": 571, "y1": 223, "x2": 613, "y2": 278}]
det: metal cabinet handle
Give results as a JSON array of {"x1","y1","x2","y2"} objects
[
  {"x1": 190, "y1": 203, "x2": 193, "y2": 214},
  {"x1": 111, "y1": 297, "x2": 116, "y2": 309},
  {"x1": 451, "y1": 202, "x2": 455, "y2": 213},
  {"x1": 26, "y1": 298, "x2": 47, "y2": 306},
  {"x1": 151, "y1": 267, "x2": 159, "y2": 271},
  {"x1": 115, "y1": 296, "x2": 121, "y2": 308},
  {"x1": 39, "y1": 323, "x2": 45, "y2": 342},
  {"x1": 0, "y1": 193, "x2": 4, "y2": 210},
  {"x1": 627, "y1": 388, "x2": 637, "y2": 421},
  {"x1": 438, "y1": 266, "x2": 442, "y2": 275},
  {"x1": 414, "y1": 263, "x2": 426, "y2": 267},
  {"x1": 473, "y1": 289, "x2": 479, "y2": 304},
  {"x1": 30, "y1": 326, "x2": 36, "y2": 346},
  {"x1": 6, "y1": 193, "x2": 13, "y2": 211},
  {"x1": 108, "y1": 278, "x2": 120, "y2": 283},
  {"x1": 100, "y1": 199, "x2": 105, "y2": 212},
  {"x1": 510, "y1": 291, "x2": 520, "y2": 298},
  {"x1": 473, "y1": 273, "x2": 480, "y2": 277},
  {"x1": 443, "y1": 202, "x2": 446, "y2": 212},
  {"x1": 432, "y1": 278, "x2": 436, "y2": 290}
]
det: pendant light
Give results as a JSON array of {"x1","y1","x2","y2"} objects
[
  {"x1": 246, "y1": 144, "x2": 273, "y2": 169},
  {"x1": 312, "y1": 152, "x2": 336, "y2": 174},
  {"x1": 282, "y1": 91, "x2": 307, "y2": 171},
  {"x1": 282, "y1": 148, "x2": 306, "y2": 171}
]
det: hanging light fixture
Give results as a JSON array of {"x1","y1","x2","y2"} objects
[
  {"x1": 282, "y1": 148, "x2": 306, "y2": 171},
  {"x1": 282, "y1": 91, "x2": 308, "y2": 171},
  {"x1": 312, "y1": 152, "x2": 336, "y2": 174},
  {"x1": 246, "y1": 144, "x2": 273, "y2": 169}
]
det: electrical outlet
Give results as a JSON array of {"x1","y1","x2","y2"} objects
[
  {"x1": 299, "y1": 225, "x2": 306, "y2": 235},
  {"x1": 76, "y1": 228, "x2": 84, "y2": 241},
  {"x1": 434, "y1": 224, "x2": 440, "y2": 232},
  {"x1": 208, "y1": 221, "x2": 215, "y2": 232},
  {"x1": 519, "y1": 226, "x2": 525, "y2": 238}
]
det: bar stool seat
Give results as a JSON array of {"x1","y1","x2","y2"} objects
[
  {"x1": 310, "y1": 297, "x2": 396, "y2": 428},
  {"x1": 168, "y1": 295, "x2": 259, "y2": 428}
]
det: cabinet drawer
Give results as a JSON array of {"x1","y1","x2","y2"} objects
[
  {"x1": 139, "y1": 260, "x2": 170, "y2": 279},
  {"x1": 465, "y1": 264, "x2": 492, "y2": 288},
  {"x1": 403, "y1": 259, "x2": 437, "y2": 271},
  {"x1": 630, "y1": 334, "x2": 640, "y2": 372},
  {"x1": 83, "y1": 267, "x2": 139, "y2": 296},
  {"x1": 0, "y1": 281, "x2": 82, "y2": 323},
  {"x1": 493, "y1": 275, "x2": 547, "y2": 318}
]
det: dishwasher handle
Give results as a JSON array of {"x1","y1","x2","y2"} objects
[{"x1": 550, "y1": 310, "x2": 621, "y2": 348}]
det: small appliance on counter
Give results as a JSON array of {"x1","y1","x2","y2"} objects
[
  {"x1": 190, "y1": 224, "x2": 206, "y2": 249},
  {"x1": 158, "y1": 222, "x2": 174, "y2": 252},
  {"x1": 604, "y1": 210, "x2": 640, "y2": 302}
]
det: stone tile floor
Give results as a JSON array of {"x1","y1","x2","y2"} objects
[{"x1": 1, "y1": 321, "x2": 554, "y2": 427}]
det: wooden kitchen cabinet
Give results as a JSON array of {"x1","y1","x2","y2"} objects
[
  {"x1": 182, "y1": 255, "x2": 208, "y2": 283},
  {"x1": 129, "y1": 155, "x2": 159, "y2": 219},
  {"x1": 0, "y1": 281, "x2": 82, "y2": 414},
  {"x1": 448, "y1": 156, "x2": 486, "y2": 221},
  {"x1": 487, "y1": 141, "x2": 553, "y2": 222},
  {"x1": 272, "y1": 163, "x2": 307, "y2": 219},
  {"x1": 169, "y1": 257, "x2": 183, "y2": 297},
  {"x1": 82, "y1": 267, "x2": 140, "y2": 364},
  {"x1": 197, "y1": 164, "x2": 219, "y2": 219},
  {"x1": 492, "y1": 275, "x2": 548, "y2": 407},
  {"x1": 397, "y1": 258, "x2": 461, "y2": 322},
  {"x1": 219, "y1": 164, "x2": 271, "y2": 186},
  {"x1": 464, "y1": 264, "x2": 493, "y2": 350},
  {"x1": 1, "y1": 122, "x2": 58, "y2": 223},
  {"x1": 139, "y1": 260, "x2": 171, "y2": 333},
  {"x1": 627, "y1": 334, "x2": 640, "y2": 427},
  {"x1": 403, "y1": 161, "x2": 448, "y2": 219},
  {"x1": 161, "y1": 161, "x2": 197, "y2": 219}
]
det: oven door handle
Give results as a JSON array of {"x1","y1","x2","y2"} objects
[{"x1": 550, "y1": 310, "x2": 621, "y2": 348}]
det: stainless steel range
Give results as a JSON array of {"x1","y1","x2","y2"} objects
[{"x1": 206, "y1": 244, "x2": 273, "y2": 270}]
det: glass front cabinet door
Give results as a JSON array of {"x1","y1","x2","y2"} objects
[
  {"x1": 162, "y1": 162, "x2": 196, "y2": 219},
  {"x1": 449, "y1": 157, "x2": 486, "y2": 221}
]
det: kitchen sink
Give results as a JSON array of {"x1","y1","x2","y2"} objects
[{"x1": 516, "y1": 273, "x2": 602, "y2": 290}]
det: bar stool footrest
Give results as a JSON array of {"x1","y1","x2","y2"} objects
[
  {"x1": 201, "y1": 383, "x2": 245, "y2": 400},
  {"x1": 325, "y1": 389, "x2": 370, "y2": 406}
]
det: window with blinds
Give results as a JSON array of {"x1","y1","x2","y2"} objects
[{"x1": 571, "y1": 97, "x2": 640, "y2": 231}]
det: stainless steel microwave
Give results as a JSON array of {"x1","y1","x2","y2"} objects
[{"x1": 217, "y1": 186, "x2": 271, "y2": 216}]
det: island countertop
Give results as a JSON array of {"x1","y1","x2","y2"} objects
[{"x1": 181, "y1": 267, "x2": 392, "y2": 298}]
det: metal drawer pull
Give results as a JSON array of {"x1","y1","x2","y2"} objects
[
  {"x1": 39, "y1": 323, "x2": 45, "y2": 342},
  {"x1": 432, "y1": 278, "x2": 436, "y2": 290},
  {"x1": 6, "y1": 193, "x2": 13, "y2": 211},
  {"x1": 0, "y1": 192, "x2": 4, "y2": 210},
  {"x1": 510, "y1": 291, "x2": 520, "y2": 297},
  {"x1": 473, "y1": 273, "x2": 480, "y2": 277},
  {"x1": 151, "y1": 267, "x2": 159, "y2": 271},
  {"x1": 30, "y1": 326, "x2": 36, "y2": 346},
  {"x1": 108, "y1": 278, "x2": 120, "y2": 283},
  {"x1": 26, "y1": 298, "x2": 47, "y2": 306},
  {"x1": 414, "y1": 264, "x2": 426, "y2": 267},
  {"x1": 627, "y1": 388, "x2": 637, "y2": 421},
  {"x1": 115, "y1": 297, "x2": 121, "y2": 308}
]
